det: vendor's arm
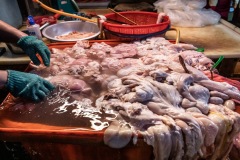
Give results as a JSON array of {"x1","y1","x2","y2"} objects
[
  {"x1": 0, "y1": 70, "x2": 55, "y2": 101},
  {"x1": 0, "y1": 20, "x2": 50, "y2": 66},
  {"x1": 0, "y1": 20, "x2": 27, "y2": 43}
]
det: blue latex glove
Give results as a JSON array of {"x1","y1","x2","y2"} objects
[
  {"x1": 17, "y1": 36, "x2": 50, "y2": 66},
  {"x1": 5, "y1": 70, "x2": 55, "y2": 101}
]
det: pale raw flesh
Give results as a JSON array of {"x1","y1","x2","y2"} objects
[
  {"x1": 17, "y1": 37, "x2": 240, "y2": 160},
  {"x1": 55, "y1": 31, "x2": 95, "y2": 40}
]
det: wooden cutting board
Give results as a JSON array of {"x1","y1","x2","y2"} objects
[{"x1": 165, "y1": 19, "x2": 240, "y2": 58}]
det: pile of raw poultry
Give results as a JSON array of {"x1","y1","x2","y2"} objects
[{"x1": 12, "y1": 37, "x2": 240, "y2": 159}]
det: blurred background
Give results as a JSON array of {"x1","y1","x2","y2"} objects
[{"x1": 0, "y1": 0, "x2": 238, "y2": 28}]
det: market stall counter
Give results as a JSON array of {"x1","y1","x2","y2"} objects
[
  {"x1": 0, "y1": 9, "x2": 240, "y2": 159},
  {"x1": 0, "y1": 37, "x2": 240, "y2": 159}
]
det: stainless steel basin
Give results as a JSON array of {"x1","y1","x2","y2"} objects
[{"x1": 42, "y1": 21, "x2": 100, "y2": 42}]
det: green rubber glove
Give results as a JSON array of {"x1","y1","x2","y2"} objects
[
  {"x1": 5, "y1": 70, "x2": 55, "y2": 101},
  {"x1": 17, "y1": 36, "x2": 50, "y2": 66}
]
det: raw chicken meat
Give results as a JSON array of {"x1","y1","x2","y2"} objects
[{"x1": 15, "y1": 37, "x2": 240, "y2": 160}]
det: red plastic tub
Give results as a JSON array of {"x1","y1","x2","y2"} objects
[{"x1": 102, "y1": 11, "x2": 170, "y2": 35}]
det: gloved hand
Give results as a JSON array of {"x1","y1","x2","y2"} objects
[
  {"x1": 17, "y1": 36, "x2": 50, "y2": 66},
  {"x1": 5, "y1": 70, "x2": 55, "y2": 102}
]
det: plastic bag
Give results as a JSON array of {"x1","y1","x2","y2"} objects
[
  {"x1": 187, "y1": 0, "x2": 206, "y2": 9},
  {"x1": 154, "y1": 0, "x2": 221, "y2": 27}
]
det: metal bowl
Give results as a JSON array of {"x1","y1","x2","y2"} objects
[{"x1": 42, "y1": 21, "x2": 100, "y2": 42}]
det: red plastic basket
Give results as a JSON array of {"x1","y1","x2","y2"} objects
[
  {"x1": 102, "y1": 11, "x2": 170, "y2": 35},
  {"x1": 103, "y1": 25, "x2": 170, "y2": 41}
]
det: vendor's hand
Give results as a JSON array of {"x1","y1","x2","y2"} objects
[
  {"x1": 5, "y1": 70, "x2": 55, "y2": 101},
  {"x1": 17, "y1": 36, "x2": 50, "y2": 66}
]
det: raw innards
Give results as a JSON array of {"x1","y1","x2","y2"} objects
[{"x1": 6, "y1": 37, "x2": 240, "y2": 159}]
